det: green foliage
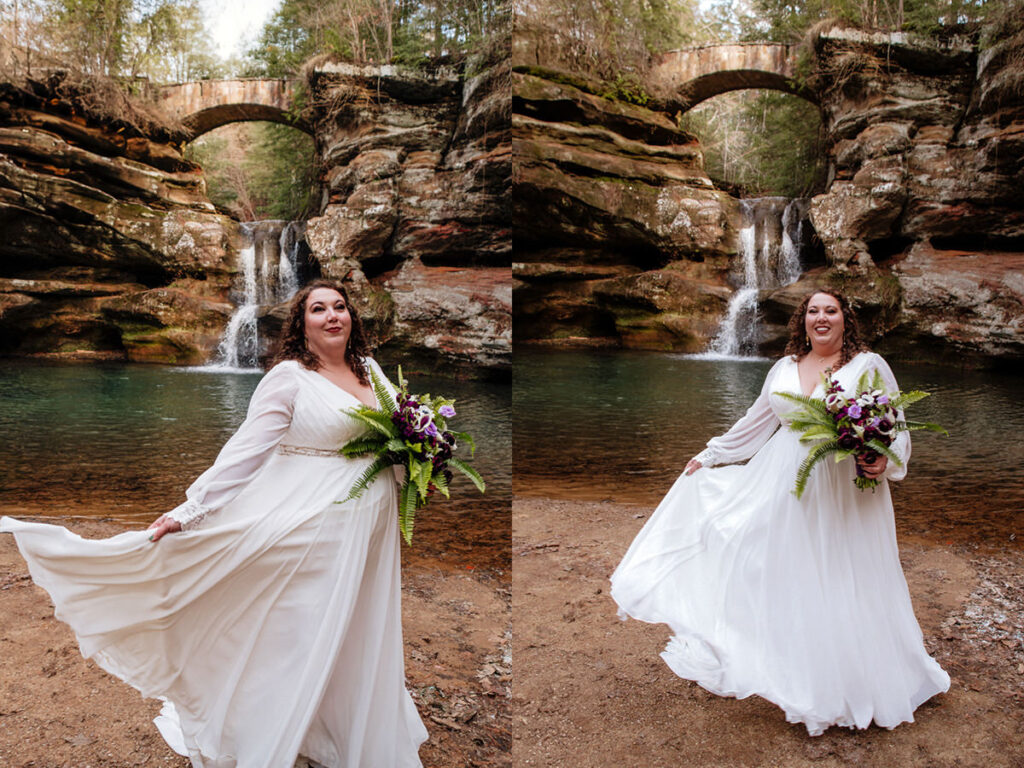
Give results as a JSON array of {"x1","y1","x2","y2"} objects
[
  {"x1": 8, "y1": 0, "x2": 226, "y2": 81},
  {"x1": 341, "y1": 455, "x2": 393, "y2": 500},
  {"x1": 336, "y1": 364, "x2": 484, "y2": 545},
  {"x1": 739, "y1": 0, "x2": 995, "y2": 41},
  {"x1": 245, "y1": 0, "x2": 510, "y2": 75},
  {"x1": 513, "y1": 0, "x2": 698, "y2": 85},
  {"x1": 793, "y1": 438, "x2": 842, "y2": 497},
  {"x1": 399, "y1": 479, "x2": 419, "y2": 543},
  {"x1": 185, "y1": 122, "x2": 316, "y2": 221},
  {"x1": 604, "y1": 73, "x2": 651, "y2": 105},
  {"x1": 681, "y1": 90, "x2": 826, "y2": 197},
  {"x1": 244, "y1": 0, "x2": 317, "y2": 76},
  {"x1": 245, "y1": 123, "x2": 318, "y2": 221},
  {"x1": 779, "y1": 370, "x2": 948, "y2": 498},
  {"x1": 448, "y1": 457, "x2": 485, "y2": 492}
]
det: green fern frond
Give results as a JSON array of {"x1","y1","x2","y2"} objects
[
  {"x1": 796, "y1": 424, "x2": 838, "y2": 442},
  {"x1": 431, "y1": 470, "x2": 450, "y2": 499},
  {"x1": 338, "y1": 456, "x2": 391, "y2": 503},
  {"x1": 776, "y1": 391, "x2": 829, "y2": 415},
  {"x1": 902, "y1": 419, "x2": 948, "y2": 435},
  {"x1": 863, "y1": 439, "x2": 905, "y2": 468},
  {"x1": 411, "y1": 459, "x2": 431, "y2": 502},
  {"x1": 385, "y1": 437, "x2": 406, "y2": 453},
  {"x1": 449, "y1": 457, "x2": 486, "y2": 493},
  {"x1": 369, "y1": 366, "x2": 398, "y2": 415},
  {"x1": 891, "y1": 390, "x2": 930, "y2": 409},
  {"x1": 399, "y1": 479, "x2": 419, "y2": 545},
  {"x1": 787, "y1": 413, "x2": 835, "y2": 431},
  {"x1": 794, "y1": 438, "x2": 840, "y2": 499},
  {"x1": 346, "y1": 408, "x2": 396, "y2": 437},
  {"x1": 340, "y1": 434, "x2": 388, "y2": 457}
]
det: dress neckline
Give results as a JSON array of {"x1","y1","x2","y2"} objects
[
  {"x1": 301, "y1": 365, "x2": 379, "y2": 410},
  {"x1": 790, "y1": 351, "x2": 868, "y2": 398}
]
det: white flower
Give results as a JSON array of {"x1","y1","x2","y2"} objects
[{"x1": 411, "y1": 406, "x2": 435, "y2": 433}]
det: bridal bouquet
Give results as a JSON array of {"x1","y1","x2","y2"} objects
[
  {"x1": 777, "y1": 368, "x2": 945, "y2": 498},
  {"x1": 338, "y1": 366, "x2": 484, "y2": 544}
]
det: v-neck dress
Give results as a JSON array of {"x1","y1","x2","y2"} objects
[
  {"x1": 610, "y1": 352, "x2": 949, "y2": 735},
  {"x1": 1, "y1": 358, "x2": 428, "y2": 767}
]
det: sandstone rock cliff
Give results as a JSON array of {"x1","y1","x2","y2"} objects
[
  {"x1": 0, "y1": 73, "x2": 237, "y2": 364},
  {"x1": 305, "y1": 57, "x2": 511, "y2": 378},
  {"x1": 514, "y1": 26, "x2": 1024, "y2": 367},
  {"x1": 512, "y1": 68, "x2": 739, "y2": 351},
  {"x1": 783, "y1": 26, "x2": 1024, "y2": 366}
]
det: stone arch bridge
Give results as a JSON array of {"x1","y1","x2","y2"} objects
[
  {"x1": 652, "y1": 43, "x2": 816, "y2": 110},
  {"x1": 158, "y1": 78, "x2": 311, "y2": 140}
]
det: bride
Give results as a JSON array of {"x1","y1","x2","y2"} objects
[
  {"x1": 610, "y1": 290, "x2": 949, "y2": 736},
  {"x1": 1, "y1": 279, "x2": 428, "y2": 767}
]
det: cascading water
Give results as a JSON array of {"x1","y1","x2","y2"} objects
[
  {"x1": 706, "y1": 197, "x2": 812, "y2": 358},
  {"x1": 214, "y1": 221, "x2": 308, "y2": 370}
]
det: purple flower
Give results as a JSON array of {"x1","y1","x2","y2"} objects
[
  {"x1": 847, "y1": 404, "x2": 862, "y2": 419},
  {"x1": 426, "y1": 422, "x2": 438, "y2": 437},
  {"x1": 439, "y1": 405, "x2": 456, "y2": 418},
  {"x1": 877, "y1": 394, "x2": 889, "y2": 405}
]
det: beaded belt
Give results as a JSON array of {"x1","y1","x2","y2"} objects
[{"x1": 276, "y1": 444, "x2": 340, "y2": 458}]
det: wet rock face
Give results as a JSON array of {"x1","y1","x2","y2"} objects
[
  {"x1": 512, "y1": 69, "x2": 739, "y2": 349},
  {"x1": 0, "y1": 80, "x2": 237, "y2": 363},
  {"x1": 306, "y1": 60, "x2": 511, "y2": 376}
]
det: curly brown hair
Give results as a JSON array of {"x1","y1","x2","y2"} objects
[
  {"x1": 271, "y1": 279, "x2": 370, "y2": 384},
  {"x1": 783, "y1": 289, "x2": 870, "y2": 367}
]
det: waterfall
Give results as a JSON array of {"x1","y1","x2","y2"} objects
[
  {"x1": 278, "y1": 222, "x2": 303, "y2": 300},
  {"x1": 706, "y1": 198, "x2": 812, "y2": 359},
  {"x1": 212, "y1": 221, "x2": 307, "y2": 371}
]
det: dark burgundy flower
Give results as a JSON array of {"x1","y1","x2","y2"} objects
[{"x1": 837, "y1": 430, "x2": 859, "y2": 450}]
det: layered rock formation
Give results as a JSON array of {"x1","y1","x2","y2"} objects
[
  {"x1": 0, "y1": 74, "x2": 238, "y2": 364},
  {"x1": 515, "y1": 25, "x2": 1024, "y2": 367},
  {"x1": 512, "y1": 68, "x2": 739, "y2": 351},
  {"x1": 766, "y1": 27, "x2": 1024, "y2": 366},
  {"x1": 0, "y1": 59, "x2": 512, "y2": 376},
  {"x1": 305, "y1": 58, "x2": 511, "y2": 378}
]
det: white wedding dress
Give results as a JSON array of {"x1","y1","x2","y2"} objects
[
  {"x1": 0, "y1": 358, "x2": 428, "y2": 767},
  {"x1": 610, "y1": 351, "x2": 949, "y2": 735}
]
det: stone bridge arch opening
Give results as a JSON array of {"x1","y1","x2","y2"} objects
[
  {"x1": 163, "y1": 80, "x2": 318, "y2": 224},
  {"x1": 654, "y1": 44, "x2": 826, "y2": 199},
  {"x1": 652, "y1": 43, "x2": 818, "y2": 111},
  {"x1": 159, "y1": 79, "x2": 312, "y2": 141}
]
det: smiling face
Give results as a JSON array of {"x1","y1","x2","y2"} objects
[
  {"x1": 804, "y1": 292, "x2": 845, "y2": 354},
  {"x1": 303, "y1": 287, "x2": 352, "y2": 361}
]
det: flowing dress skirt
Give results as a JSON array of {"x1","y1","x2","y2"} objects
[
  {"x1": 1, "y1": 448, "x2": 427, "y2": 767},
  {"x1": 611, "y1": 426, "x2": 949, "y2": 736}
]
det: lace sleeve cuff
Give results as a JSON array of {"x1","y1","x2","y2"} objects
[
  {"x1": 694, "y1": 447, "x2": 719, "y2": 467},
  {"x1": 166, "y1": 499, "x2": 210, "y2": 530}
]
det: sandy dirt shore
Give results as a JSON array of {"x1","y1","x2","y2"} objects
[
  {"x1": 0, "y1": 516, "x2": 510, "y2": 768},
  {"x1": 512, "y1": 497, "x2": 1024, "y2": 768}
]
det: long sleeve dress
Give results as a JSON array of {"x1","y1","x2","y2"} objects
[
  {"x1": 610, "y1": 351, "x2": 949, "y2": 736},
  {"x1": 0, "y1": 357, "x2": 428, "y2": 768}
]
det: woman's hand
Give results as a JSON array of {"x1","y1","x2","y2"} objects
[
  {"x1": 147, "y1": 514, "x2": 182, "y2": 542},
  {"x1": 684, "y1": 458, "x2": 703, "y2": 476},
  {"x1": 855, "y1": 452, "x2": 888, "y2": 480}
]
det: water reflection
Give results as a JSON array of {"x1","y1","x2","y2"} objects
[
  {"x1": 515, "y1": 349, "x2": 1022, "y2": 548},
  {"x1": 0, "y1": 359, "x2": 510, "y2": 571}
]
